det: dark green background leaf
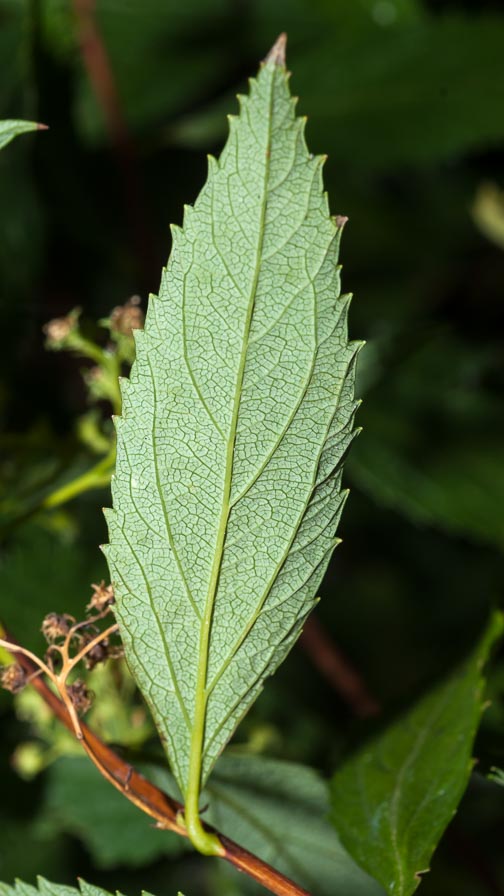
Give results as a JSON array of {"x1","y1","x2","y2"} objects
[
  {"x1": 37, "y1": 758, "x2": 184, "y2": 869},
  {"x1": 330, "y1": 613, "x2": 504, "y2": 896},
  {"x1": 150, "y1": 753, "x2": 386, "y2": 896}
]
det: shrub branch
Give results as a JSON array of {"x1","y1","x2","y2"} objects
[{"x1": 0, "y1": 625, "x2": 311, "y2": 896}]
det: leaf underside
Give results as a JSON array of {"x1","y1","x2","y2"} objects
[
  {"x1": 330, "y1": 612, "x2": 504, "y2": 896},
  {"x1": 0, "y1": 120, "x2": 41, "y2": 151},
  {"x1": 0, "y1": 880, "x2": 158, "y2": 896},
  {"x1": 104, "y1": 46, "x2": 359, "y2": 796}
]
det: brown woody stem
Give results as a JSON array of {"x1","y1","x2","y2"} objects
[{"x1": 1, "y1": 628, "x2": 310, "y2": 896}]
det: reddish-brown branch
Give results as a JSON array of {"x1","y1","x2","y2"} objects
[
  {"x1": 299, "y1": 617, "x2": 380, "y2": 718},
  {"x1": 72, "y1": 0, "x2": 128, "y2": 144},
  {"x1": 72, "y1": 0, "x2": 156, "y2": 281},
  {"x1": 2, "y1": 630, "x2": 310, "y2": 896}
]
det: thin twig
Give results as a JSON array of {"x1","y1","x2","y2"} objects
[
  {"x1": 68, "y1": 623, "x2": 119, "y2": 671},
  {"x1": 299, "y1": 616, "x2": 380, "y2": 718},
  {"x1": 2, "y1": 628, "x2": 310, "y2": 896},
  {"x1": 72, "y1": 0, "x2": 156, "y2": 281}
]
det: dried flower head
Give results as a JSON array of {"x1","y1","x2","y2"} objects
[
  {"x1": 0, "y1": 663, "x2": 27, "y2": 694},
  {"x1": 67, "y1": 679, "x2": 93, "y2": 715},
  {"x1": 82, "y1": 637, "x2": 110, "y2": 670},
  {"x1": 88, "y1": 581, "x2": 115, "y2": 614},
  {"x1": 43, "y1": 308, "x2": 81, "y2": 346},
  {"x1": 109, "y1": 296, "x2": 144, "y2": 336},
  {"x1": 41, "y1": 612, "x2": 74, "y2": 643}
]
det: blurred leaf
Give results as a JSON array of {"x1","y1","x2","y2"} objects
[
  {"x1": 330, "y1": 612, "x2": 503, "y2": 896},
  {"x1": 295, "y1": 14, "x2": 504, "y2": 168},
  {"x1": 0, "y1": 146, "x2": 45, "y2": 299},
  {"x1": 349, "y1": 332, "x2": 504, "y2": 549},
  {"x1": 351, "y1": 434, "x2": 504, "y2": 549},
  {"x1": 0, "y1": 527, "x2": 107, "y2": 650},
  {"x1": 0, "y1": 120, "x2": 43, "y2": 151},
  {"x1": 70, "y1": 0, "x2": 236, "y2": 143},
  {"x1": 0, "y1": 0, "x2": 32, "y2": 112},
  {"x1": 0, "y1": 4, "x2": 47, "y2": 297},
  {"x1": 37, "y1": 757, "x2": 184, "y2": 869},
  {"x1": 0, "y1": 420, "x2": 71, "y2": 532},
  {"x1": 150, "y1": 754, "x2": 385, "y2": 896},
  {"x1": 0, "y1": 817, "x2": 66, "y2": 886},
  {"x1": 473, "y1": 183, "x2": 504, "y2": 250},
  {"x1": 489, "y1": 768, "x2": 504, "y2": 786},
  {"x1": 39, "y1": 0, "x2": 78, "y2": 62},
  {"x1": 172, "y1": 13, "x2": 504, "y2": 170}
]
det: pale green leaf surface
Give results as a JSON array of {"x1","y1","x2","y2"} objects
[
  {"x1": 105, "y1": 46, "x2": 358, "y2": 796},
  {"x1": 0, "y1": 120, "x2": 43, "y2": 151},
  {"x1": 330, "y1": 612, "x2": 503, "y2": 896},
  {"x1": 0, "y1": 881, "x2": 160, "y2": 896}
]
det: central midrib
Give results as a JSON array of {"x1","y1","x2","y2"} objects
[{"x1": 185, "y1": 69, "x2": 276, "y2": 803}]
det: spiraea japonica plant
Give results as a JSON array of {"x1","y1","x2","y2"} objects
[
  {"x1": 103, "y1": 32, "x2": 359, "y2": 857},
  {"x1": 0, "y1": 36, "x2": 502, "y2": 896}
]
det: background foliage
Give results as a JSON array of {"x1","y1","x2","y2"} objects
[{"x1": 1, "y1": 1, "x2": 503, "y2": 894}]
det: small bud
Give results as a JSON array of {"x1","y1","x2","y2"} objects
[
  {"x1": 41, "y1": 612, "x2": 74, "y2": 643},
  {"x1": 1, "y1": 663, "x2": 27, "y2": 694},
  {"x1": 109, "y1": 296, "x2": 144, "y2": 336},
  {"x1": 88, "y1": 581, "x2": 114, "y2": 613},
  {"x1": 43, "y1": 308, "x2": 81, "y2": 347},
  {"x1": 67, "y1": 679, "x2": 93, "y2": 715}
]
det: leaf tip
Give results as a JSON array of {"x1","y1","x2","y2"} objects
[
  {"x1": 335, "y1": 214, "x2": 349, "y2": 230},
  {"x1": 37, "y1": 122, "x2": 49, "y2": 131},
  {"x1": 264, "y1": 33, "x2": 287, "y2": 67}
]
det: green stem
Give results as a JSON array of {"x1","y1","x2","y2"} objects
[{"x1": 42, "y1": 445, "x2": 116, "y2": 510}]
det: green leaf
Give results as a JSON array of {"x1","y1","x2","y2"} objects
[
  {"x1": 104, "y1": 37, "x2": 358, "y2": 848},
  {"x1": 0, "y1": 528, "x2": 107, "y2": 651},
  {"x1": 489, "y1": 767, "x2": 504, "y2": 786},
  {"x1": 39, "y1": 753, "x2": 382, "y2": 894},
  {"x1": 0, "y1": 880, "x2": 161, "y2": 896},
  {"x1": 69, "y1": 0, "x2": 234, "y2": 143},
  {"x1": 148, "y1": 752, "x2": 384, "y2": 896},
  {"x1": 330, "y1": 612, "x2": 504, "y2": 896},
  {"x1": 349, "y1": 333, "x2": 504, "y2": 550},
  {"x1": 38, "y1": 757, "x2": 184, "y2": 869},
  {"x1": 206, "y1": 755, "x2": 384, "y2": 896},
  {"x1": 0, "y1": 120, "x2": 44, "y2": 151},
  {"x1": 294, "y1": 14, "x2": 504, "y2": 168}
]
